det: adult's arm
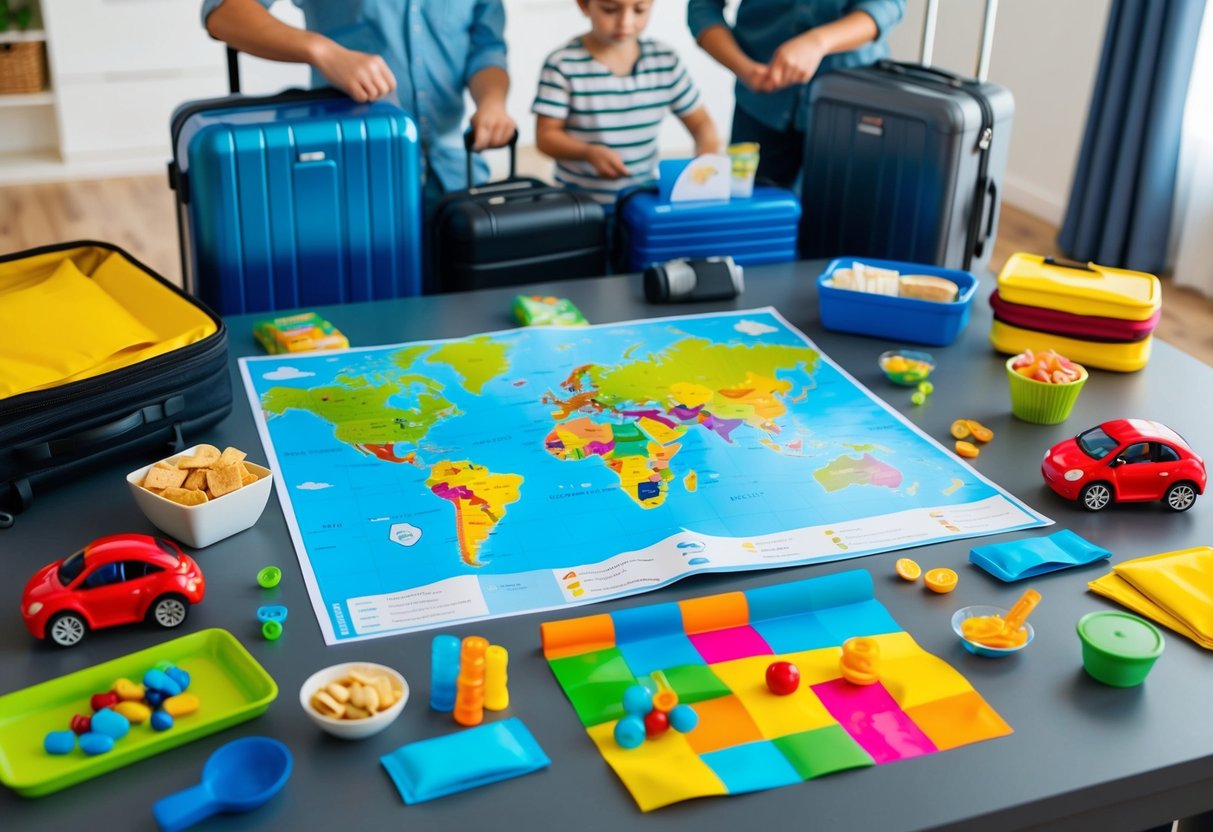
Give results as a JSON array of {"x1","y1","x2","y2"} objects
[
  {"x1": 464, "y1": 0, "x2": 515, "y2": 150},
  {"x1": 765, "y1": 1, "x2": 905, "y2": 90},
  {"x1": 688, "y1": 0, "x2": 769, "y2": 92},
  {"x1": 203, "y1": 0, "x2": 395, "y2": 101}
]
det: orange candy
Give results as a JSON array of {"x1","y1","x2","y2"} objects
[
  {"x1": 894, "y1": 558, "x2": 922, "y2": 581},
  {"x1": 924, "y1": 567, "x2": 958, "y2": 594},
  {"x1": 955, "y1": 440, "x2": 980, "y2": 458}
]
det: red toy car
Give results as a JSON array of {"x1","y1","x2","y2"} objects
[
  {"x1": 1042, "y1": 419, "x2": 1207, "y2": 512},
  {"x1": 21, "y1": 534, "x2": 205, "y2": 648}
]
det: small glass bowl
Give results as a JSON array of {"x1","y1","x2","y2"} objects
[
  {"x1": 879, "y1": 350, "x2": 936, "y2": 386},
  {"x1": 951, "y1": 605, "x2": 1035, "y2": 658}
]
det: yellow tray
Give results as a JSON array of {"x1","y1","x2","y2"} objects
[
  {"x1": 996, "y1": 253, "x2": 1160, "y2": 321},
  {"x1": 990, "y1": 318, "x2": 1152, "y2": 373}
]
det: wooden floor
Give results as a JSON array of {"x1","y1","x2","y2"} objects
[{"x1": 3, "y1": 174, "x2": 1213, "y2": 366}]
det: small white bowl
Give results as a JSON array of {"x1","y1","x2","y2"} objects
[
  {"x1": 300, "y1": 662, "x2": 408, "y2": 740},
  {"x1": 126, "y1": 444, "x2": 274, "y2": 548}
]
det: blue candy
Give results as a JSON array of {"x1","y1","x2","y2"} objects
[
  {"x1": 150, "y1": 710, "x2": 174, "y2": 732},
  {"x1": 256, "y1": 605, "x2": 289, "y2": 624},
  {"x1": 164, "y1": 666, "x2": 191, "y2": 693},
  {"x1": 90, "y1": 708, "x2": 130, "y2": 740},
  {"x1": 145, "y1": 689, "x2": 166, "y2": 708},
  {"x1": 44, "y1": 730, "x2": 75, "y2": 755},
  {"x1": 143, "y1": 669, "x2": 182, "y2": 697},
  {"x1": 79, "y1": 732, "x2": 115, "y2": 756},
  {"x1": 429, "y1": 634, "x2": 461, "y2": 712},
  {"x1": 668, "y1": 703, "x2": 699, "y2": 733},
  {"x1": 613, "y1": 715, "x2": 646, "y2": 750},
  {"x1": 622, "y1": 684, "x2": 653, "y2": 716}
]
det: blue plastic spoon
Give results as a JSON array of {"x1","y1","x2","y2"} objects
[{"x1": 153, "y1": 737, "x2": 292, "y2": 832}]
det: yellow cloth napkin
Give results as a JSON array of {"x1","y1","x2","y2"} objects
[
  {"x1": 1089, "y1": 547, "x2": 1213, "y2": 650},
  {"x1": 0, "y1": 257, "x2": 157, "y2": 398}
]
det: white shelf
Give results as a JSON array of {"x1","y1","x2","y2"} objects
[
  {"x1": 0, "y1": 27, "x2": 46, "y2": 43},
  {"x1": 0, "y1": 90, "x2": 54, "y2": 107},
  {"x1": 0, "y1": 148, "x2": 168, "y2": 186}
]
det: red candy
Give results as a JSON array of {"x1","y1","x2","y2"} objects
[
  {"x1": 766, "y1": 661, "x2": 801, "y2": 696},
  {"x1": 70, "y1": 714, "x2": 91, "y2": 734},
  {"x1": 643, "y1": 708, "x2": 670, "y2": 738},
  {"x1": 91, "y1": 692, "x2": 120, "y2": 711}
]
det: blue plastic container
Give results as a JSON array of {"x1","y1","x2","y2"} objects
[
  {"x1": 619, "y1": 186, "x2": 801, "y2": 272},
  {"x1": 816, "y1": 257, "x2": 979, "y2": 346}
]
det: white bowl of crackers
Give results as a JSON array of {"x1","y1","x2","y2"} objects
[
  {"x1": 300, "y1": 662, "x2": 408, "y2": 740},
  {"x1": 126, "y1": 444, "x2": 273, "y2": 548}
]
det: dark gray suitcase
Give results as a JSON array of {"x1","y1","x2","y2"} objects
[
  {"x1": 799, "y1": 0, "x2": 1013, "y2": 272},
  {"x1": 429, "y1": 134, "x2": 607, "y2": 293}
]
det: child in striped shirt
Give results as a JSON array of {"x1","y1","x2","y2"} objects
[{"x1": 533, "y1": 0, "x2": 720, "y2": 206}]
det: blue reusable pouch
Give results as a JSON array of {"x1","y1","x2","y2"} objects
[
  {"x1": 380, "y1": 718, "x2": 549, "y2": 804},
  {"x1": 969, "y1": 529, "x2": 1112, "y2": 582}
]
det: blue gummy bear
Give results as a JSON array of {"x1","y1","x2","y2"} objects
[
  {"x1": 614, "y1": 715, "x2": 646, "y2": 749},
  {"x1": 150, "y1": 710, "x2": 174, "y2": 732},
  {"x1": 145, "y1": 690, "x2": 166, "y2": 708},
  {"x1": 164, "y1": 666, "x2": 191, "y2": 693},
  {"x1": 429, "y1": 634, "x2": 461, "y2": 712},
  {"x1": 143, "y1": 669, "x2": 182, "y2": 697},
  {"x1": 669, "y1": 703, "x2": 699, "y2": 733},
  {"x1": 90, "y1": 708, "x2": 130, "y2": 740},
  {"x1": 44, "y1": 730, "x2": 76, "y2": 755},
  {"x1": 79, "y1": 732, "x2": 115, "y2": 756},
  {"x1": 621, "y1": 684, "x2": 653, "y2": 716}
]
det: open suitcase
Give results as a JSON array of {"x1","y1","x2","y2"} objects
[
  {"x1": 169, "y1": 88, "x2": 424, "y2": 316},
  {"x1": 428, "y1": 134, "x2": 607, "y2": 293},
  {"x1": 0, "y1": 242, "x2": 231, "y2": 517},
  {"x1": 799, "y1": 0, "x2": 1013, "y2": 272}
]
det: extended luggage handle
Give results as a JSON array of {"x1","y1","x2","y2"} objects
[
  {"x1": 463, "y1": 129, "x2": 519, "y2": 188},
  {"x1": 876, "y1": 60, "x2": 968, "y2": 88},
  {"x1": 919, "y1": 0, "x2": 999, "y2": 83}
]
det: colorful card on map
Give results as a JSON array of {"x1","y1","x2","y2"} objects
[
  {"x1": 541, "y1": 569, "x2": 1013, "y2": 811},
  {"x1": 238, "y1": 308, "x2": 1050, "y2": 644}
]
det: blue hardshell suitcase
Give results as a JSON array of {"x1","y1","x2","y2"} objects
[
  {"x1": 170, "y1": 90, "x2": 423, "y2": 316},
  {"x1": 618, "y1": 186, "x2": 801, "y2": 272}
]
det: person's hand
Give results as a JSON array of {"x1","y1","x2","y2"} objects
[
  {"x1": 312, "y1": 41, "x2": 396, "y2": 102},
  {"x1": 586, "y1": 145, "x2": 629, "y2": 179},
  {"x1": 738, "y1": 60, "x2": 773, "y2": 93},
  {"x1": 469, "y1": 104, "x2": 516, "y2": 151},
  {"x1": 765, "y1": 30, "x2": 828, "y2": 91}
]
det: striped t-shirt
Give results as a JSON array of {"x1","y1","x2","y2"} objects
[{"x1": 532, "y1": 38, "x2": 702, "y2": 204}]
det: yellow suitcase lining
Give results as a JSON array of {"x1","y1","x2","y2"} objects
[
  {"x1": 989, "y1": 318, "x2": 1152, "y2": 373},
  {"x1": 0, "y1": 245, "x2": 217, "y2": 399}
]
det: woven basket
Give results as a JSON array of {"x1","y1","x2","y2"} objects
[{"x1": 0, "y1": 42, "x2": 46, "y2": 95}]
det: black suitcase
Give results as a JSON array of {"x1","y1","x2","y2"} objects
[
  {"x1": 0, "y1": 242, "x2": 232, "y2": 519},
  {"x1": 429, "y1": 134, "x2": 608, "y2": 293},
  {"x1": 799, "y1": 0, "x2": 1013, "y2": 272}
]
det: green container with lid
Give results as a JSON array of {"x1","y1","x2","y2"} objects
[{"x1": 1076, "y1": 611, "x2": 1165, "y2": 687}]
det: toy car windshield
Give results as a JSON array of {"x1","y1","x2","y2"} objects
[{"x1": 1077, "y1": 427, "x2": 1118, "y2": 460}]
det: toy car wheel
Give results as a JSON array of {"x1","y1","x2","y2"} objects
[
  {"x1": 148, "y1": 594, "x2": 190, "y2": 629},
  {"x1": 1164, "y1": 482, "x2": 1198, "y2": 512},
  {"x1": 1079, "y1": 482, "x2": 1113, "y2": 512},
  {"x1": 47, "y1": 612, "x2": 88, "y2": 648}
]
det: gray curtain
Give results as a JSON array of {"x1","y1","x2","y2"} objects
[{"x1": 1058, "y1": 0, "x2": 1207, "y2": 274}]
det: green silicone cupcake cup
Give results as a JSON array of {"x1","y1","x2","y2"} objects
[
  {"x1": 1006, "y1": 357, "x2": 1088, "y2": 425},
  {"x1": 1077, "y1": 611, "x2": 1165, "y2": 687}
]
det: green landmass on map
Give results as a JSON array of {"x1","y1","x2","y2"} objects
[
  {"x1": 814, "y1": 453, "x2": 904, "y2": 493},
  {"x1": 261, "y1": 379, "x2": 458, "y2": 446},
  {"x1": 427, "y1": 335, "x2": 511, "y2": 394}
]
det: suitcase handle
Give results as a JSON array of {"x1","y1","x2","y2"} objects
[
  {"x1": 463, "y1": 129, "x2": 519, "y2": 187},
  {"x1": 974, "y1": 177, "x2": 998, "y2": 258},
  {"x1": 1042, "y1": 256, "x2": 1099, "y2": 273},
  {"x1": 877, "y1": 60, "x2": 966, "y2": 88},
  {"x1": 14, "y1": 397, "x2": 186, "y2": 466}
]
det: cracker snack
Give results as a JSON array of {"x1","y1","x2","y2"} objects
[{"x1": 139, "y1": 445, "x2": 260, "y2": 506}]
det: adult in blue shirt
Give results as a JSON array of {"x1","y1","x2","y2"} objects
[
  {"x1": 689, "y1": 0, "x2": 905, "y2": 189},
  {"x1": 202, "y1": 0, "x2": 517, "y2": 196}
]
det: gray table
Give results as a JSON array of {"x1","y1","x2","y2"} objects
[{"x1": 4, "y1": 261, "x2": 1213, "y2": 832}]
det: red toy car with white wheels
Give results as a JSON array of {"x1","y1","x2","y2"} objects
[
  {"x1": 1042, "y1": 419, "x2": 1206, "y2": 512},
  {"x1": 21, "y1": 533, "x2": 205, "y2": 648}
]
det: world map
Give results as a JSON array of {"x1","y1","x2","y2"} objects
[{"x1": 240, "y1": 309, "x2": 1048, "y2": 643}]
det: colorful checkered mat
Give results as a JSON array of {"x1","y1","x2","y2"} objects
[{"x1": 541, "y1": 570, "x2": 1011, "y2": 810}]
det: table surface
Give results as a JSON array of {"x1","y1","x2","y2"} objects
[{"x1": 4, "y1": 261, "x2": 1213, "y2": 832}]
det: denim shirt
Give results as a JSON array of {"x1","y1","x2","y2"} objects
[
  {"x1": 201, "y1": 0, "x2": 508, "y2": 190},
  {"x1": 687, "y1": 0, "x2": 904, "y2": 132}
]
